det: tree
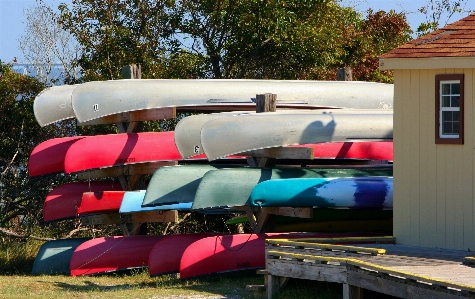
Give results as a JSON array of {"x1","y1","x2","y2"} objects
[
  {"x1": 339, "y1": 9, "x2": 412, "y2": 83},
  {"x1": 168, "y1": 0, "x2": 357, "y2": 79},
  {"x1": 0, "y1": 61, "x2": 111, "y2": 241},
  {"x1": 18, "y1": 0, "x2": 82, "y2": 85},
  {"x1": 59, "y1": 0, "x2": 411, "y2": 82},
  {"x1": 416, "y1": 0, "x2": 472, "y2": 36},
  {"x1": 59, "y1": 0, "x2": 178, "y2": 81},
  {"x1": 0, "y1": 61, "x2": 51, "y2": 234}
]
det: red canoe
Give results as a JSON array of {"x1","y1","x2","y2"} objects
[
  {"x1": 148, "y1": 233, "x2": 217, "y2": 277},
  {"x1": 64, "y1": 132, "x2": 184, "y2": 173},
  {"x1": 179, "y1": 233, "x2": 383, "y2": 279},
  {"x1": 43, "y1": 181, "x2": 123, "y2": 223},
  {"x1": 300, "y1": 141, "x2": 393, "y2": 161},
  {"x1": 77, "y1": 191, "x2": 126, "y2": 216},
  {"x1": 70, "y1": 235, "x2": 165, "y2": 276},
  {"x1": 29, "y1": 136, "x2": 85, "y2": 177}
]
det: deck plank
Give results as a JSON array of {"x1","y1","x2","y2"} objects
[{"x1": 264, "y1": 241, "x2": 475, "y2": 298}]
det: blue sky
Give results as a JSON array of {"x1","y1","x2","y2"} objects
[{"x1": 0, "y1": 0, "x2": 472, "y2": 63}]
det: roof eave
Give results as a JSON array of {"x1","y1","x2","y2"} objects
[{"x1": 380, "y1": 56, "x2": 475, "y2": 70}]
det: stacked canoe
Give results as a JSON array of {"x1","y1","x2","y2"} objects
[{"x1": 29, "y1": 79, "x2": 394, "y2": 277}]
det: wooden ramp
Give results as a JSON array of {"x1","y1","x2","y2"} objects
[{"x1": 258, "y1": 237, "x2": 475, "y2": 299}]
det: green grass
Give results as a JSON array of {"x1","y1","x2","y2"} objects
[
  {"x1": 0, "y1": 240, "x2": 343, "y2": 299},
  {"x1": 0, "y1": 270, "x2": 344, "y2": 299},
  {"x1": 0, "y1": 270, "x2": 258, "y2": 299}
]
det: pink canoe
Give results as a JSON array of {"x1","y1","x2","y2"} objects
[
  {"x1": 64, "y1": 132, "x2": 183, "y2": 173},
  {"x1": 70, "y1": 235, "x2": 165, "y2": 276},
  {"x1": 28, "y1": 136, "x2": 85, "y2": 177},
  {"x1": 179, "y1": 233, "x2": 382, "y2": 279},
  {"x1": 148, "y1": 233, "x2": 217, "y2": 277},
  {"x1": 43, "y1": 181, "x2": 123, "y2": 223}
]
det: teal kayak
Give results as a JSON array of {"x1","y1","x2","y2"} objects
[
  {"x1": 191, "y1": 166, "x2": 392, "y2": 210},
  {"x1": 250, "y1": 177, "x2": 393, "y2": 208}
]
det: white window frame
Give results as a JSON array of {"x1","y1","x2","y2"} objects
[
  {"x1": 439, "y1": 80, "x2": 461, "y2": 139},
  {"x1": 435, "y1": 74, "x2": 464, "y2": 145}
]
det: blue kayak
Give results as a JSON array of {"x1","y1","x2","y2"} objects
[
  {"x1": 119, "y1": 190, "x2": 192, "y2": 213},
  {"x1": 249, "y1": 177, "x2": 393, "y2": 209}
]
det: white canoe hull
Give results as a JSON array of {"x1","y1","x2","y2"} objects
[
  {"x1": 71, "y1": 79, "x2": 393, "y2": 123},
  {"x1": 175, "y1": 109, "x2": 393, "y2": 161},
  {"x1": 33, "y1": 84, "x2": 79, "y2": 127}
]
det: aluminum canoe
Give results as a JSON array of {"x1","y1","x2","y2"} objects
[
  {"x1": 119, "y1": 190, "x2": 192, "y2": 213},
  {"x1": 174, "y1": 111, "x2": 253, "y2": 158},
  {"x1": 249, "y1": 177, "x2": 393, "y2": 208},
  {"x1": 43, "y1": 181, "x2": 123, "y2": 223},
  {"x1": 198, "y1": 110, "x2": 393, "y2": 160},
  {"x1": 191, "y1": 166, "x2": 393, "y2": 210},
  {"x1": 71, "y1": 79, "x2": 393, "y2": 123},
  {"x1": 33, "y1": 84, "x2": 79, "y2": 127}
]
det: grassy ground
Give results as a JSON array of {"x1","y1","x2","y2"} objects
[
  {"x1": 0, "y1": 270, "x2": 343, "y2": 299},
  {"x1": 0, "y1": 239, "x2": 400, "y2": 299},
  {"x1": 0, "y1": 239, "x2": 342, "y2": 299}
]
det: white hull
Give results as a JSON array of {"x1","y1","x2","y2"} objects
[
  {"x1": 34, "y1": 84, "x2": 79, "y2": 127},
  {"x1": 70, "y1": 79, "x2": 393, "y2": 123},
  {"x1": 175, "y1": 109, "x2": 393, "y2": 161}
]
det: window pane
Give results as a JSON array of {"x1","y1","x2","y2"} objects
[
  {"x1": 443, "y1": 121, "x2": 452, "y2": 134},
  {"x1": 442, "y1": 96, "x2": 451, "y2": 107},
  {"x1": 443, "y1": 111, "x2": 453, "y2": 121},
  {"x1": 452, "y1": 83, "x2": 460, "y2": 94},
  {"x1": 453, "y1": 111, "x2": 460, "y2": 120},
  {"x1": 452, "y1": 96, "x2": 460, "y2": 107},
  {"x1": 453, "y1": 122, "x2": 460, "y2": 134},
  {"x1": 441, "y1": 83, "x2": 451, "y2": 95}
]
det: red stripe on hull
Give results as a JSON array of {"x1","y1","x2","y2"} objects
[{"x1": 296, "y1": 141, "x2": 393, "y2": 161}]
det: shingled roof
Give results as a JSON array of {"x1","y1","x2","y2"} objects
[{"x1": 381, "y1": 13, "x2": 475, "y2": 58}]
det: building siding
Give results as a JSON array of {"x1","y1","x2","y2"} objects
[{"x1": 394, "y1": 68, "x2": 475, "y2": 250}]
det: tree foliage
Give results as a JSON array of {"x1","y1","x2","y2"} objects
[
  {"x1": 341, "y1": 9, "x2": 412, "y2": 82},
  {"x1": 0, "y1": 61, "x2": 51, "y2": 233},
  {"x1": 58, "y1": 0, "x2": 412, "y2": 82},
  {"x1": 59, "y1": 0, "x2": 174, "y2": 81},
  {"x1": 0, "y1": 61, "x2": 118, "y2": 242}
]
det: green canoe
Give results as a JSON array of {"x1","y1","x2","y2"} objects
[
  {"x1": 31, "y1": 238, "x2": 91, "y2": 275},
  {"x1": 191, "y1": 166, "x2": 393, "y2": 210},
  {"x1": 142, "y1": 164, "x2": 241, "y2": 207}
]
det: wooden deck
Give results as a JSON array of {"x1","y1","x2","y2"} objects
[{"x1": 258, "y1": 237, "x2": 475, "y2": 299}]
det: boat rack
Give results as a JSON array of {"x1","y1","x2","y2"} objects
[{"x1": 250, "y1": 236, "x2": 475, "y2": 299}]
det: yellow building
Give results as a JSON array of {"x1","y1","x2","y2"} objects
[{"x1": 380, "y1": 14, "x2": 475, "y2": 250}]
